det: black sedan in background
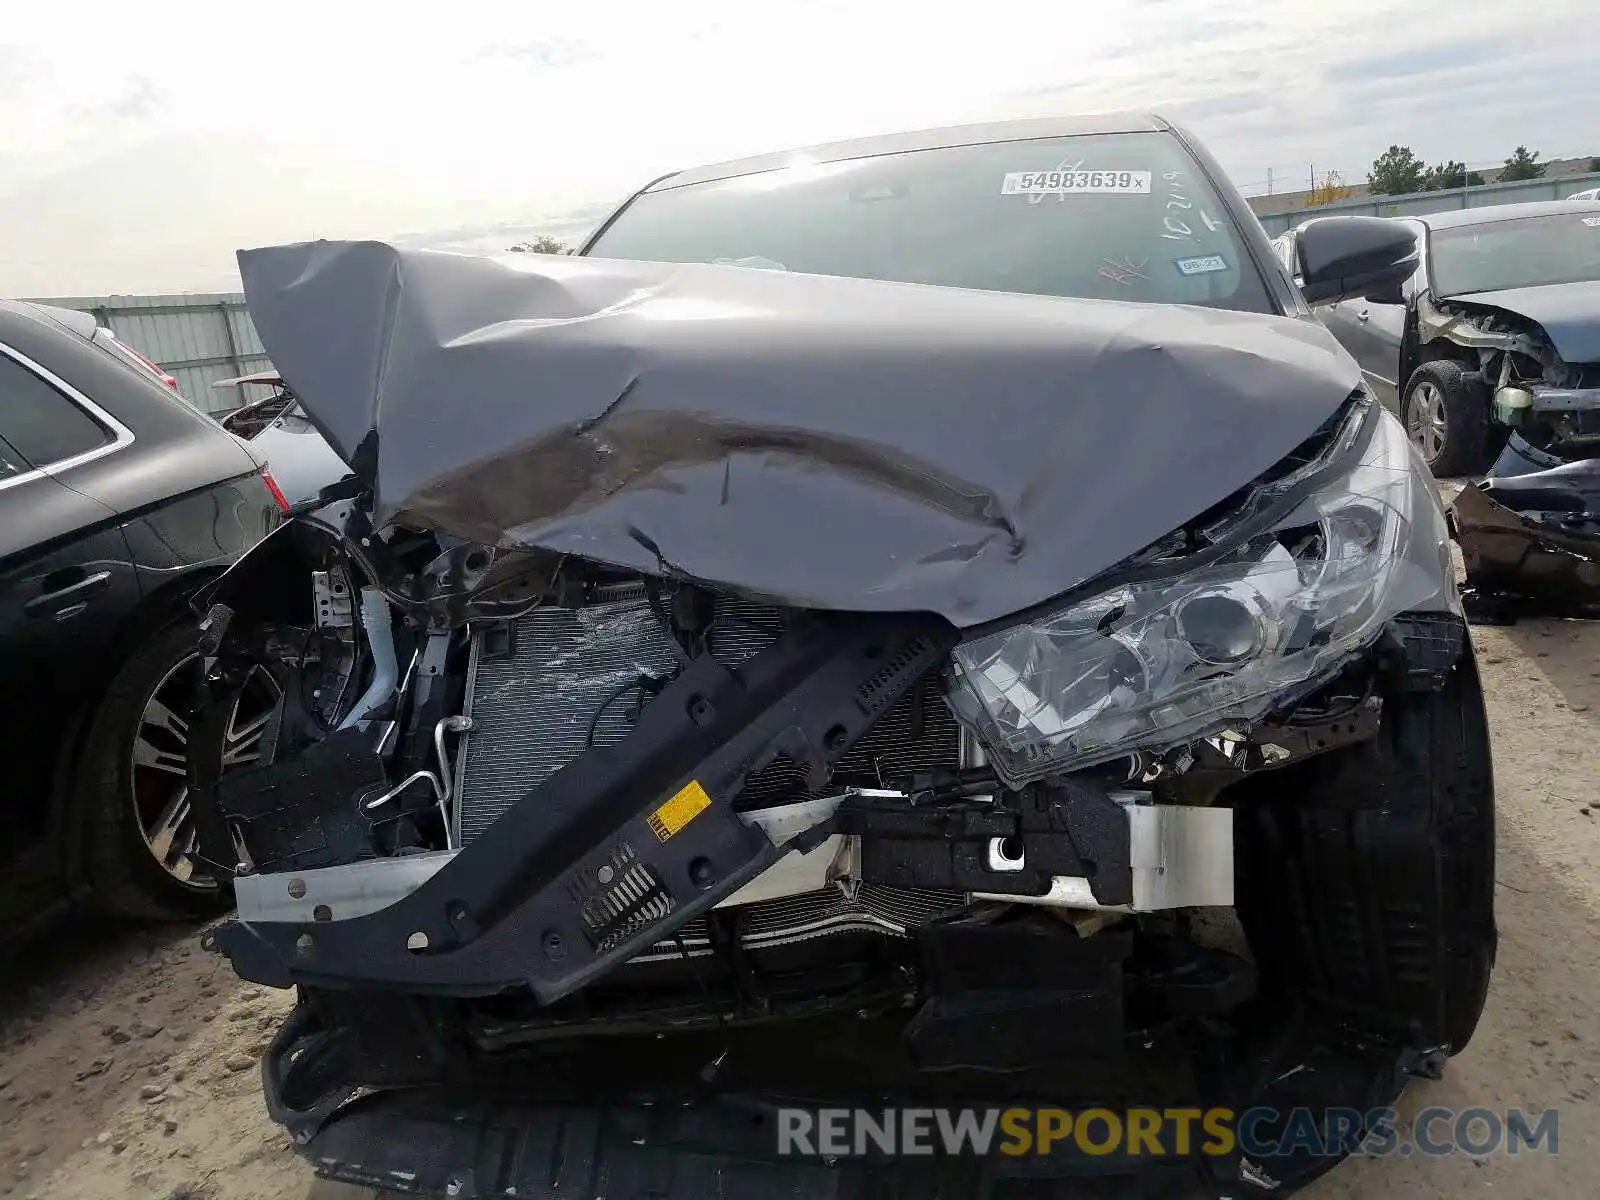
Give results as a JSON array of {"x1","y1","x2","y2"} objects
[
  {"x1": 1276, "y1": 200, "x2": 1600, "y2": 475},
  {"x1": 1, "y1": 299, "x2": 286, "y2": 950}
]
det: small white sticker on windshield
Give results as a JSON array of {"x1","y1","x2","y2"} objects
[
  {"x1": 1174, "y1": 254, "x2": 1229, "y2": 276},
  {"x1": 1001, "y1": 170, "x2": 1152, "y2": 196},
  {"x1": 1583, "y1": 217, "x2": 1600, "y2": 227}
]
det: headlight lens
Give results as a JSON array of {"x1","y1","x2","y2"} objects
[{"x1": 947, "y1": 408, "x2": 1453, "y2": 785}]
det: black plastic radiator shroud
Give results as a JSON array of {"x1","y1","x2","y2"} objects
[{"x1": 208, "y1": 612, "x2": 956, "y2": 1002}]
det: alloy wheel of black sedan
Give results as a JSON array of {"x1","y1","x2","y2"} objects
[{"x1": 131, "y1": 652, "x2": 280, "y2": 887}]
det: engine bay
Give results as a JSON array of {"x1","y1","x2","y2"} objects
[
  {"x1": 1419, "y1": 291, "x2": 1600, "y2": 445},
  {"x1": 184, "y1": 492, "x2": 1483, "y2": 1200},
  {"x1": 188, "y1": 443, "x2": 1447, "y2": 1020}
]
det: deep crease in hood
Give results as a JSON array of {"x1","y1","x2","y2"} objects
[
  {"x1": 236, "y1": 240, "x2": 1361, "y2": 628},
  {"x1": 1444, "y1": 281, "x2": 1600, "y2": 364}
]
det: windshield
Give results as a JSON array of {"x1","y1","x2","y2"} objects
[
  {"x1": 587, "y1": 131, "x2": 1275, "y2": 313},
  {"x1": 1430, "y1": 213, "x2": 1600, "y2": 296}
]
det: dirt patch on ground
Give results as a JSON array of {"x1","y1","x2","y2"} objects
[
  {"x1": 0, "y1": 921, "x2": 306, "y2": 1200},
  {"x1": 4, "y1": 617, "x2": 1599, "y2": 1199}
]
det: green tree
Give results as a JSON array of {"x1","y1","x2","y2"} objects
[
  {"x1": 1500, "y1": 146, "x2": 1546, "y2": 182},
  {"x1": 508, "y1": 236, "x2": 570, "y2": 254},
  {"x1": 1368, "y1": 145, "x2": 1427, "y2": 195},
  {"x1": 1422, "y1": 161, "x2": 1486, "y2": 190},
  {"x1": 1588, "y1": 157, "x2": 1600, "y2": 173}
]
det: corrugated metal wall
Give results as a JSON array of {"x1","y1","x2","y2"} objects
[
  {"x1": 25, "y1": 292, "x2": 273, "y2": 415},
  {"x1": 1254, "y1": 170, "x2": 1600, "y2": 235}
]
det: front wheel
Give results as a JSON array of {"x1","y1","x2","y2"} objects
[
  {"x1": 73, "y1": 619, "x2": 281, "y2": 921},
  {"x1": 1402, "y1": 360, "x2": 1489, "y2": 478},
  {"x1": 1234, "y1": 640, "x2": 1496, "y2": 1056}
]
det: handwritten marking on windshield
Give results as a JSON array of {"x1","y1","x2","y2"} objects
[
  {"x1": 1099, "y1": 256, "x2": 1150, "y2": 286},
  {"x1": 1159, "y1": 169, "x2": 1197, "y2": 243}
]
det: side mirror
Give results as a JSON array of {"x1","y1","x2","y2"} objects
[{"x1": 1295, "y1": 216, "x2": 1419, "y2": 308}]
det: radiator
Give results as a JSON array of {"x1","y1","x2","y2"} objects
[{"x1": 452, "y1": 584, "x2": 961, "y2": 843}]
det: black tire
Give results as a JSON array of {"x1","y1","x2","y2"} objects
[
  {"x1": 1234, "y1": 642, "x2": 1496, "y2": 1057},
  {"x1": 73, "y1": 619, "x2": 235, "y2": 921},
  {"x1": 1401, "y1": 359, "x2": 1490, "y2": 478}
]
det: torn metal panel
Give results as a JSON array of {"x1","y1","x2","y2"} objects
[
  {"x1": 1454, "y1": 447, "x2": 1600, "y2": 614},
  {"x1": 236, "y1": 240, "x2": 1361, "y2": 628},
  {"x1": 1416, "y1": 291, "x2": 1545, "y2": 359}
]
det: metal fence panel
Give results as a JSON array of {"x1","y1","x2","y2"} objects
[{"x1": 1254, "y1": 171, "x2": 1600, "y2": 236}]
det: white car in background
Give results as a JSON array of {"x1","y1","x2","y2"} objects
[{"x1": 212, "y1": 372, "x2": 350, "y2": 506}]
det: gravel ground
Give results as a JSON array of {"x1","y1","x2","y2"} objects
[{"x1": 3, "y1": 533, "x2": 1597, "y2": 1198}]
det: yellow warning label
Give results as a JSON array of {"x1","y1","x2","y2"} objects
[{"x1": 647, "y1": 779, "x2": 712, "y2": 842}]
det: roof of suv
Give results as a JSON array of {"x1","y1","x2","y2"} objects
[
  {"x1": 650, "y1": 111, "x2": 1173, "y2": 192},
  {"x1": 1419, "y1": 200, "x2": 1600, "y2": 229}
]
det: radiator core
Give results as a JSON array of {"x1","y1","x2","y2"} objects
[{"x1": 452, "y1": 586, "x2": 960, "y2": 845}]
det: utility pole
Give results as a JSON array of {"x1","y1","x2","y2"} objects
[{"x1": 1267, "y1": 167, "x2": 1273, "y2": 196}]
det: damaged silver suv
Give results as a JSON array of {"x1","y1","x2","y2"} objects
[{"x1": 191, "y1": 114, "x2": 1492, "y2": 1199}]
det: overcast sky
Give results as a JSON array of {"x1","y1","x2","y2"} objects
[{"x1": 2, "y1": 0, "x2": 1595, "y2": 296}]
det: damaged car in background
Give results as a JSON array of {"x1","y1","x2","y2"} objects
[
  {"x1": 189, "y1": 116, "x2": 1493, "y2": 1199},
  {"x1": 1286, "y1": 200, "x2": 1600, "y2": 476}
]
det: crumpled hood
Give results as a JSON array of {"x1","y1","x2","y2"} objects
[
  {"x1": 236, "y1": 239, "x2": 1360, "y2": 628},
  {"x1": 1448, "y1": 281, "x2": 1600, "y2": 364}
]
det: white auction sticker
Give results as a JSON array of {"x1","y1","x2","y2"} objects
[
  {"x1": 1583, "y1": 216, "x2": 1600, "y2": 227},
  {"x1": 1175, "y1": 254, "x2": 1229, "y2": 276},
  {"x1": 1001, "y1": 170, "x2": 1152, "y2": 196}
]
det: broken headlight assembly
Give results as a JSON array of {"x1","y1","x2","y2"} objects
[{"x1": 948, "y1": 408, "x2": 1451, "y2": 784}]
